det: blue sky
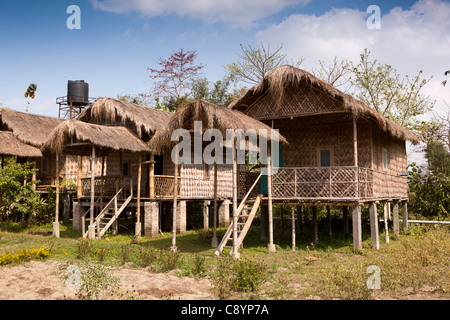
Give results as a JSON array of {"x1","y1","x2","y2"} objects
[{"x1": 0, "y1": 0, "x2": 449, "y2": 124}]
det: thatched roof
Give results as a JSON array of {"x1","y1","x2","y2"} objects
[
  {"x1": 0, "y1": 131, "x2": 43, "y2": 158},
  {"x1": 43, "y1": 120, "x2": 149, "y2": 154},
  {"x1": 77, "y1": 97, "x2": 171, "y2": 138},
  {"x1": 228, "y1": 65, "x2": 420, "y2": 145},
  {"x1": 149, "y1": 100, "x2": 287, "y2": 154},
  {"x1": 0, "y1": 107, "x2": 64, "y2": 147}
]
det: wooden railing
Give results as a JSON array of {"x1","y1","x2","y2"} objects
[
  {"x1": 269, "y1": 166, "x2": 407, "y2": 200},
  {"x1": 154, "y1": 175, "x2": 180, "y2": 198}
]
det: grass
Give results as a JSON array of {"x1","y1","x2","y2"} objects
[{"x1": 0, "y1": 219, "x2": 449, "y2": 300}]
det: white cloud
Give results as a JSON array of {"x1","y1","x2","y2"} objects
[
  {"x1": 256, "y1": 0, "x2": 450, "y2": 113},
  {"x1": 90, "y1": 0, "x2": 311, "y2": 28}
]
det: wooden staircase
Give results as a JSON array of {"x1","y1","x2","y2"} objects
[
  {"x1": 83, "y1": 186, "x2": 132, "y2": 239},
  {"x1": 215, "y1": 171, "x2": 263, "y2": 256},
  {"x1": 214, "y1": 194, "x2": 262, "y2": 256}
]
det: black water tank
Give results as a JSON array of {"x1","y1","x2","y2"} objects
[{"x1": 67, "y1": 80, "x2": 89, "y2": 106}]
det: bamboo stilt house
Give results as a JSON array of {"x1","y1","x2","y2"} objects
[
  {"x1": 229, "y1": 65, "x2": 419, "y2": 204},
  {"x1": 0, "y1": 107, "x2": 64, "y2": 189}
]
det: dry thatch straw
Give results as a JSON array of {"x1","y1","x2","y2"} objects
[
  {"x1": 77, "y1": 97, "x2": 171, "y2": 139},
  {"x1": 149, "y1": 100, "x2": 287, "y2": 154},
  {"x1": 0, "y1": 131, "x2": 42, "y2": 157},
  {"x1": 228, "y1": 65, "x2": 420, "y2": 145},
  {"x1": 0, "y1": 107, "x2": 64, "y2": 147},
  {"x1": 43, "y1": 120, "x2": 149, "y2": 154}
]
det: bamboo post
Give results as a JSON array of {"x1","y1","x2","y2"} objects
[
  {"x1": 212, "y1": 162, "x2": 218, "y2": 247},
  {"x1": 312, "y1": 206, "x2": 318, "y2": 244},
  {"x1": 353, "y1": 115, "x2": 359, "y2": 198},
  {"x1": 136, "y1": 154, "x2": 142, "y2": 240},
  {"x1": 100, "y1": 154, "x2": 105, "y2": 209},
  {"x1": 31, "y1": 160, "x2": 36, "y2": 191},
  {"x1": 171, "y1": 147, "x2": 179, "y2": 252},
  {"x1": 369, "y1": 202, "x2": 380, "y2": 249},
  {"x1": 402, "y1": 201, "x2": 408, "y2": 233},
  {"x1": 327, "y1": 206, "x2": 332, "y2": 237},
  {"x1": 267, "y1": 147, "x2": 276, "y2": 253},
  {"x1": 90, "y1": 146, "x2": 95, "y2": 224},
  {"x1": 393, "y1": 200, "x2": 400, "y2": 239},
  {"x1": 291, "y1": 206, "x2": 296, "y2": 251},
  {"x1": 383, "y1": 202, "x2": 390, "y2": 243},
  {"x1": 203, "y1": 200, "x2": 209, "y2": 231},
  {"x1": 53, "y1": 153, "x2": 60, "y2": 237},
  {"x1": 232, "y1": 137, "x2": 239, "y2": 259},
  {"x1": 77, "y1": 155, "x2": 82, "y2": 198},
  {"x1": 149, "y1": 153, "x2": 155, "y2": 198},
  {"x1": 352, "y1": 205, "x2": 362, "y2": 251}
]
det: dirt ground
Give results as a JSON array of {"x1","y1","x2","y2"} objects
[{"x1": 0, "y1": 260, "x2": 216, "y2": 300}]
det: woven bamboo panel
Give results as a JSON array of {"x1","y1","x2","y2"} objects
[
  {"x1": 179, "y1": 164, "x2": 232, "y2": 198},
  {"x1": 246, "y1": 82, "x2": 343, "y2": 120}
]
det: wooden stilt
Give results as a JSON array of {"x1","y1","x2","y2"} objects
[
  {"x1": 90, "y1": 146, "x2": 95, "y2": 224},
  {"x1": 149, "y1": 153, "x2": 155, "y2": 198},
  {"x1": 393, "y1": 200, "x2": 400, "y2": 239},
  {"x1": 77, "y1": 155, "x2": 82, "y2": 199},
  {"x1": 212, "y1": 162, "x2": 218, "y2": 247},
  {"x1": 402, "y1": 201, "x2": 408, "y2": 233},
  {"x1": 136, "y1": 154, "x2": 142, "y2": 239},
  {"x1": 53, "y1": 153, "x2": 60, "y2": 238},
  {"x1": 369, "y1": 202, "x2": 380, "y2": 249},
  {"x1": 267, "y1": 148, "x2": 275, "y2": 253},
  {"x1": 312, "y1": 206, "x2": 318, "y2": 244},
  {"x1": 383, "y1": 202, "x2": 390, "y2": 243},
  {"x1": 232, "y1": 138, "x2": 239, "y2": 258},
  {"x1": 352, "y1": 205, "x2": 362, "y2": 251},
  {"x1": 291, "y1": 206, "x2": 295, "y2": 251},
  {"x1": 171, "y1": 145, "x2": 179, "y2": 252},
  {"x1": 327, "y1": 206, "x2": 332, "y2": 237}
]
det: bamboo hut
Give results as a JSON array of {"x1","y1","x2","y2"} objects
[
  {"x1": 0, "y1": 107, "x2": 64, "y2": 190},
  {"x1": 149, "y1": 99, "x2": 286, "y2": 256},
  {"x1": 229, "y1": 65, "x2": 418, "y2": 250}
]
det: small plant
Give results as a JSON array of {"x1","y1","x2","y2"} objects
[
  {"x1": 97, "y1": 248, "x2": 108, "y2": 262},
  {"x1": 210, "y1": 257, "x2": 234, "y2": 300},
  {"x1": 76, "y1": 239, "x2": 93, "y2": 259},
  {"x1": 160, "y1": 248, "x2": 184, "y2": 272},
  {"x1": 192, "y1": 254, "x2": 207, "y2": 276},
  {"x1": 0, "y1": 246, "x2": 51, "y2": 265},
  {"x1": 120, "y1": 244, "x2": 132, "y2": 265},
  {"x1": 136, "y1": 246, "x2": 159, "y2": 267},
  {"x1": 232, "y1": 258, "x2": 267, "y2": 292},
  {"x1": 75, "y1": 264, "x2": 120, "y2": 300}
]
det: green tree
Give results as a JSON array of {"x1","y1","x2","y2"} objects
[
  {"x1": 350, "y1": 49, "x2": 435, "y2": 129},
  {"x1": 0, "y1": 158, "x2": 45, "y2": 224}
]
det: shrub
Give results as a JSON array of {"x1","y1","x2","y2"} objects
[
  {"x1": 232, "y1": 258, "x2": 267, "y2": 292},
  {"x1": 0, "y1": 246, "x2": 51, "y2": 265},
  {"x1": 160, "y1": 248, "x2": 184, "y2": 272},
  {"x1": 76, "y1": 239, "x2": 93, "y2": 259},
  {"x1": 136, "y1": 246, "x2": 159, "y2": 267},
  {"x1": 210, "y1": 257, "x2": 235, "y2": 300},
  {"x1": 192, "y1": 254, "x2": 207, "y2": 276}
]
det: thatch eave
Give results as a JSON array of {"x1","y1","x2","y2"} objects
[
  {"x1": 0, "y1": 131, "x2": 43, "y2": 158},
  {"x1": 149, "y1": 100, "x2": 287, "y2": 154},
  {"x1": 42, "y1": 120, "x2": 150, "y2": 154},
  {"x1": 228, "y1": 65, "x2": 420, "y2": 145},
  {"x1": 0, "y1": 107, "x2": 64, "y2": 147},
  {"x1": 77, "y1": 97, "x2": 171, "y2": 139}
]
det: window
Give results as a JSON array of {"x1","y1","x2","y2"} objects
[
  {"x1": 319, "y1": 149, "x2": 331, "y2": 167},
  {"x1": 123, "y1": 163, "x2": 129, "y2": 176},
  {"x1": 382, "y1": 149, "x2": 388, "y2": 170}
]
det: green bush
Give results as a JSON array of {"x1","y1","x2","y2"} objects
[{"x1": 232, "y1": 258, "x2": 267, "y2": 292}]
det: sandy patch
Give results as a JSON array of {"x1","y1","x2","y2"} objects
[{"x1": 0, "y1": 260, "x2": 216, "y2": 300}]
